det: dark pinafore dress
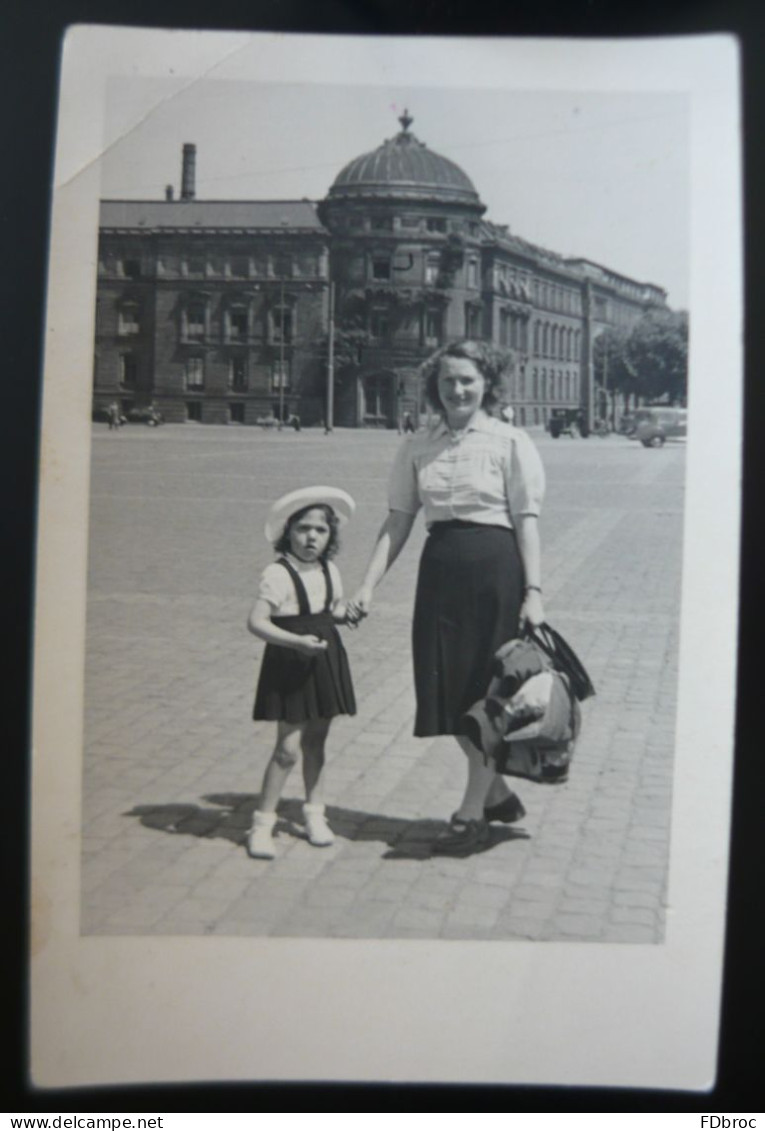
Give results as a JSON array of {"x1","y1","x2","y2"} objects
[{"x1": 253, "y1": 557, "x2": 356, "y2": 724}]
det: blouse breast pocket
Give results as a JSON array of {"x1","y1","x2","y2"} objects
[
  {"x1": 416, "y1": 451, "x2": 453, "y2": 502},
  {"x1": 452, "y1": 445, "x2": 507, "y2": 507}
]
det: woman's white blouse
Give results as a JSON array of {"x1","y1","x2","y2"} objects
[
  {"x1": 258, "y1": 557, "x2": 343, "y2": 616},
  {"x1": 387, "y1": 412, "x2": 545, "y2": 529}
]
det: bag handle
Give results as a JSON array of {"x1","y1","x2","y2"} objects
[{"x1": 525, "y1": 622, "x2": 596, "y2": 702}]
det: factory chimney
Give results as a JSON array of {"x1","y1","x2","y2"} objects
[{"x1": 181, "y1": 143, "x2": 196, "y2": 200}]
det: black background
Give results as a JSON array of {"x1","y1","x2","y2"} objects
[{"x1": 3, "y1": 0, "x2": 763, "y2": 1113}]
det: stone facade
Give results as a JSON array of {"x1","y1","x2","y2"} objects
[{"x1": 94, "y1": 122, "x2": 667, "y2": 428}]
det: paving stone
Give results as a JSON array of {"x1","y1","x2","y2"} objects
[{"x1": 82, "y1": 429, "x2": 683, "y2": 941}]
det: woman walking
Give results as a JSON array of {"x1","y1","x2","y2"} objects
[{"x1": 350, "y1": 340, "x2": 546, "y2": 855}]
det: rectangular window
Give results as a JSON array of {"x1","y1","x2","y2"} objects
[
  {"x1": 424, "y1": 255, "x2": 440, "y2": 285},
  {"x1": 120, "y1": 355, "x2": 137, "y2": 388},
  {"x1": 271, "y1": 361, "x2": 290, "y2": 391},
  {"x1": 229, "y1": 256, "x2": 250, "y2": 278},
  {"x1": 424, "y1": 310, "x2": 442, "y2": 347},
  {"x1": 118, "y1": 307, "x2": 139, "y2": 335},
  {"x1": 229, "y1": 310, "x2": 248, "y2": 340},
  {"x1": 272, "y1": 254, "x2": 292, "y2": 278},
  {"x1": 464, "y1": 303, "x2": 481, "y2": 338},
  {"x1": 467, "y1": 260, "x2": 479, "y2": 288},
  {"x1": 122, "y1": 258, "x2": 141, "y2": 279},
  {"x1": 187, "y1": 308, "x2": 205, "y2": 339},
  {"x1": 296, "y1": 251, "x2": 317, "y2": 277},
  {"x1": 426, "y1": 217, "x2": 447, "y2": 233},
  {"x1": 348, "y1": 214, "x2": 364, "y2": 229},
  {"x1": 370, "y1": 311, "x2": 390, "y2": 342},
  {"x1": 400, "y1": 216, "x2": 421, "y2": 228},
  {"x1": 272, "y1": 307, "x2": 293, "y2": 344},
  {"x1": 229, "y1": 356, "x2": 247, "y2": 391},
  {"x1": 185, "y1": 256, "x2": 205, "y2": 277},
  {"x1": 186, "y1": 357, "x2": 204, "y2": 390},
  {"x1": 370, "y1": 216, "x2": 393, "y2": 231},
  {"x1": 372, "y1": 257, "x2": 391, "y2": 281}
]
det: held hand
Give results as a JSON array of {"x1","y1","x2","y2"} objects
[
  {"x1": 519, "y1": 589, "x2": 545, "y2": 631},
  {"x1": 295, "y1": 634, "x2": 328, "y2": 656},
  {"x1": 348, "y1": 585, "x2": 374, "y2": 621}
]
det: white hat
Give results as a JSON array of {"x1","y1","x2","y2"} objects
[{"x1": 265, "y1": 486, "x2": 356, "y2": 544}]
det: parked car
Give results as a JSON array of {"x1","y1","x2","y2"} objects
[
  {"x1": 618, "y1": 408, "x2": 657, "y2": 437},
  {"x1": 125, "y1": 405, "x2": 164, "y2": 426},
  {"x1": 547, "y1": 408, "x2": 589, "y2": 439},
  {"x1": 631, "y1": 407, "x2": 687, "y2": 447}
]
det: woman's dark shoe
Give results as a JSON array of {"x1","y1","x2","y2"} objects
[
  {"x1": 484, "y1": 793, "x2": 526, "y2": 824},
  {"x1": 432, "y1": 817, "x2": 490, "y2": 857}
]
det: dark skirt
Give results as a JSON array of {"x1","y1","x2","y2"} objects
[
  {"x1": 412, "y1": 523, "x2": 524, "y2": 737},
  {"x1": 253, "y1": 610, "x2": 356, "y2": 724}
]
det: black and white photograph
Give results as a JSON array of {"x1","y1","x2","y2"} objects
[{"x1": 29, "y1": 28, "x2": 742, "y2": 1090}]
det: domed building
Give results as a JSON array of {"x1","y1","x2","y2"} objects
[
  {"x1": 93, "y1": 118, "x2": 668, "y2": 429},
  {"x1": 318, "y1": 112, "x2": 489, "y2": 427}
]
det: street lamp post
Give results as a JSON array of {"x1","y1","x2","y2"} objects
[
  {"x1": 278, "y1": 277, "x2": 285, "y2": 429},
  {"x1": 326, "y1": 281, "x2": 335, "y2": 432}
]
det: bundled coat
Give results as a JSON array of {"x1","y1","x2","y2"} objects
[{"x1": 459, "y1": 636, "x2": 583, "y2": 784}]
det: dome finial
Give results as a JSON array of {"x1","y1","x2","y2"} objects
[{"x1": 398, "y1": 108, "x2": 413, "y2": 133}]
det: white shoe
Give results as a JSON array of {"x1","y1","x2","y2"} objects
[
  {"x1": 302, "y1": 803, "x2": 335, "y2": 847},
  {"x1": 247, "y1": 810, "x2": 277, "y2": 859}
]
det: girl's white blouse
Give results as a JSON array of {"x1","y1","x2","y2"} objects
[
  {"x1": 258, "y1": 556, "x2": 343, "y2": 616},
  {"x1": 387, "y1": 412, "x2": 545, "y2": 529}
]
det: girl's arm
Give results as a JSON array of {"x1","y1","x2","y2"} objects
[
  {"x1": 350, "y1": 509, "x2": 416, "y2": 617},
  {"x1": 515, "y1": 514, "x2": 545, "y2": 629},
  {"x1": 248, "y1": 598, "x2": 327, "y2": 654}
]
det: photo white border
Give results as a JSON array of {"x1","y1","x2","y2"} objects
[{"x1": 30, "y1": 28, "x2": 742, "y2": 1088}]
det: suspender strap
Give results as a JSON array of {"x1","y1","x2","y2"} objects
[
  {"x1": 321, "y1": 560, "x2": 334, "y2": 611},
  {"x1": 278, "y1": 557, "x2": 333, "y2": 615},
  {"x1": 278, "y1": 557, "x2": 311, "y2": 616}
]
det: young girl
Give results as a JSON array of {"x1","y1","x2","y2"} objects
[{"x1": 247, "y1": 486, "x2": 357, "y2": 859}]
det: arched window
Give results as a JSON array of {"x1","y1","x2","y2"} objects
[
  {"x1": 542, "y1": 323, "x2": 550, "y2": 357},
  {"x1": 551, "y1": 325, "x2": 558, "y2": 359},
  {"x1": 574, "y1": 330, "x2": 581, "y2": 361},
  {"x1": 533, "y1": 321, "x2": 540, "y2": 356}
]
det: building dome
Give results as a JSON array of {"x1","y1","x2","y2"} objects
[{"x1": 327, "y1": 112, "x2": 484, "y2": 210}]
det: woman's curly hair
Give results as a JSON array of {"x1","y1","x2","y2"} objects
[
  {"x1": 274, "y1": 503, "x2": 341, "y2": 561},
  {"x1": 420, "y1": 339, "x2": 509, "y2": 415}
]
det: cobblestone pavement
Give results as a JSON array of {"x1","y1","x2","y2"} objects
[{"x1": 81, "y1": 424, "x2": 684, "y2": 942}]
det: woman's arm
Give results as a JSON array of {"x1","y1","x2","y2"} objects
[
  {"x1": 247, "y1": 598, "x2": 327, "y2": 654},
  {"x1": 515, "y1": 514, "x2": 545, "y2": 629},
  {"x1": 350, "y1": 509, "x2": 416, "y2": 617}
]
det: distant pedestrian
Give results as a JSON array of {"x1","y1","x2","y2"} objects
[
  {"x1": 107, "y1": 401, "x2": 121, "y2": 430},
  {"x1": 402, "y1": 411, "x2": 416, "y2": 433},
  {"x1": 247, "y1": 487, "x2": 359, "y2": 859}
]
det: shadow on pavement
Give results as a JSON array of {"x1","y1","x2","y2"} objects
[{"x1": 124, "y1": 792, "x2": 529, "y2": 860}]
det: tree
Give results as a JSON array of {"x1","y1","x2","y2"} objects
[
  {"x1": 593, "y1": 326, "x2": 637, "y2": 415},
  {"x1": 624, "y1": 307, "x2": 688, "y2": 405}
]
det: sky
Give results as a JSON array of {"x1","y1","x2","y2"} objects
[{"x1": 100, "y1": 77, "x2": 690, "y2": 308}]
